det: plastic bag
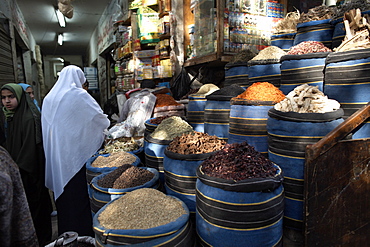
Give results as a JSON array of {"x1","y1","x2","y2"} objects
[{"x1": 170, "y1": 67, "x2": 191, "y2": 100}]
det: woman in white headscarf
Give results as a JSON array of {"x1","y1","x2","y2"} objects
[{"x1": 41, "y1": 65, "x2": 110, "y2": 236}]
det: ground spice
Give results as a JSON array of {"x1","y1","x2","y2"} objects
[
  {"x1": 230, "y1": 48, "x2": 258, "y2": 64},
  {"x1": 149, "y1": 116, "x2": 170, "y2": 125},
  {"x1": 234, "y1": 82, "x2": 285, "y2": 103},
  {"x1": 251, "y1": 46, "x2": 286, "y2": 61},
  {"x1": 287, "y1": 41, "x2": 332, "y2": 55},
  {"x1": 201, "y1": 141, "x2": 278, "y2": 181},
  {"x1": 167, "y1": 131, "x2": 226, "y2": 154},
  {"x1": 91, "y1": 152, "x2": 137, "y2": 168},
  {"x1": 150, "y1": 116, "x2": 193, "y2": 141},
  {"x1": 155, "y1": 93, "x2": 180, "y2": 107},
  {"x1": 98, "y1": 188, "x2": 186, "y2": 229}
]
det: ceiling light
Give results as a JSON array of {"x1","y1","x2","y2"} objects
[
  {"x1": 58, "y1": 57, "x2": 64, "y2": 62},
  {"x1": 55, "y1": 9, "x2": 66, "y2": 28},
  {"x1": 58, "y1": 33, "x2": 64, "y2": 45}
]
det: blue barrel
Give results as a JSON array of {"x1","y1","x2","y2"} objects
[
  {"x1": 90, "y1": 167, "x2": 159, "y2": 214},
  {"x1": 187, "y1": 94, "x2": 207, "y2": 132},
  {"x1": 280, "y1": 52, "x2": 330, "y2": 94},
  {"x1": 93, "y1": 194, "x2": 194, "y2": 246},
  {"x1": 248, "y1": 60, "x2": 281, "y2": 87},
  {"x1": 331, "y1": 17, "x2": 344, "y2": 49},
  {"x1": 228, "y1": 99, "x2": 274, "y2": 156},
  {"x1": 267, "y1": 108, "x2": 344, "y2": 230},
  {"x1": 204, "y1": 97, "x2": 231, "y2": 141},
  {"x1": 224, "y1": 62, "x2": 250, "y2": 89},
  {"x1": 294, "y1": 19, "x2": 334, "y2": 48},
  {"x1": 196, "y1": 164, "x2": 284, "y2": 247},
  {"x1": 271, "y1": 32, "x2": 296, "y2": 51},
  {"x1": 144, "y1": 135, "x2": 171, "y2": 183},
  {"x1": 144, "y1": 118, "x2": 158, "y2": 139},
  {"x1": 324, "y1": 48, "x2": 370, "y2": 139},
  {"x1": 163, "y1": 149, "x2": 215, "y2": 213}
]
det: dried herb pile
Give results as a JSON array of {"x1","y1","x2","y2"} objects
[
  {"x1": 234, "y1": 82, "x2": 285, "y2": 103},
  {"x1": 98, "y1": 188, "x2": 186, "y2": 229},
  {"x1": 274, "y1": 84, "x2": 341, "y2": 113},
  {"x1": 99, "y1": 138, "x2": 140, "y2": 154},
  {"x1": 167, "y1": 131, "x2": 226, "y2": 155},
  {"x1": 287, "y1": 41, "x2": 332, "y2": 55},
  {"x1": 201, "y1": 142, "x2": 278, "y2": 181},
  {"x1": 229, "y1": 48, "x2": 258, "y2": 64},
  {"x1": 97, "y1": 164, "x2": 154, "y2": 189},
  {"x1": 333, "y1": 0, "x2": 370, "y2": 19},
  {"x1": 273, "y1": 11, "x2": 300, "y2": 34},
  {"x1": 150, "y1": 116, "x2": 193, "y2": 141},
  {"x1": 298, "y1": 5, "x2": 336, "y2": 23},
  {"x1": 92, "y1": 152, "x2": 137, "y2": 168}
]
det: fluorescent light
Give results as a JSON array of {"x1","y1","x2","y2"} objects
[
  {"x1": 55, "y1": 9, "x2": 66, "y2": 28},
  {"x1": 58, "y1": 33, "x2": 64, "y2": 45},
  {"x1": 58, "y1": 57, "x2": 64, "y2": 62}
]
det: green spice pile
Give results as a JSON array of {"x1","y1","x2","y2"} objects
[
  {"x1": 150, "y1": 116, "x2": 193, "y2": 141},
  {"x1": 98, "y1": 188, "x2": 186, "y2": 229}
]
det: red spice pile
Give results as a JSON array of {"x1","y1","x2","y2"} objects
[
  {"x1": 155, "y1": 94, "x2": 181, "y2": 107},
  {"x1": 235, "y1": 82, "x2": 285, "y2": 103},
  {"x1": 287, "y1": 41, "x2": 332, "y2": 55}
]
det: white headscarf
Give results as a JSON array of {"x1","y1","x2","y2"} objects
[{"x1": 41, "y1": 65, "x2": 110, "y2": 199}]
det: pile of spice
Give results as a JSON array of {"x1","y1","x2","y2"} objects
[
  {"x1": 149, "y1": 116, "x2": 170, "y2": 125},
  {"x1": 251, "y1": 46, "x2": 286, "y2": 61},
  {"x1": 99, "y1": 138, "x2": 140, "y2": 154},
  {"x1": 273, "y1": 11, "x2": 300, "y2": 34},
  {"x1": 201, "y1": 141, "x2": 278, "y2": 181},
  {"x1": 298, "y1": 5, "x2": 336, "y2": 23},
  {"x1": 155, "y1": 93, "x2": 181, "y2": 107},
  {"x1": 92, "y1": 152, "x2": 137, "y2": 168},
  {"x1": 287, "y1": 41, "x2": 332, "y2": 55},
  {"x1": 167, "y1": 131, "x2": 226, "y2": 155},
  {"x1": 207, "y1": 84, "x2": 245, "y2": 98},
  {"x1": 98, "y1": 188, "x2": 186, "y2": 229},
  {"x1": 150, "y1": 116, "x2": 193, "y2": 141},
  {"x1": 229, "y1": 48, "x2": 258, "y2": 64},
  {"x1": 274, "y1": 84, "x2": 341, "y2": 113},
  {"x1": 97, "y1": 164, "x2": 154, "y2": 189},
  {"x1": 234, "y1": 82, "x2": 285, "y2": 103}
]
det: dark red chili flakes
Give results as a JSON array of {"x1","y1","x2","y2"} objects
[{"x1": 201, "y1": 142, "x2": 278, "y2": 181}]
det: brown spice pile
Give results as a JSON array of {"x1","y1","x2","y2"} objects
[
  {"x1": 234, "y1": 82, "x2": 285, "y2": 103},
  {"x1": 167, "y1": 131, "x2": 226, "y2": 155},
  {"x1": 287, "y1": 41, "x2": 332, "y2": 55},
  {"x1": 155, "y1": 93, "x2": 180, "y2": 107},
  {"x1": 149, "y1": 116, "x2": 170, "y2": 125},
  {"x1": 298, "y1": 5, "x2": 336, "y2": 23},
  {"x1": 98, "y1": 188, "x2": 186, "y2": 229}
]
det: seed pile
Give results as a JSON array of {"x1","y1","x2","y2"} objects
[
  {"x1": 201, "y1": 141, "x2": 278, "y2": 181},
  {"x1": 287, "y1": 41, "x2": 332, "y2": 55},
  {"x1": 251, "y1": 46, "x2": 286, "y2": 61},
  {"x1": 274, "y1": 84, "x2": 341, "y2": 113},
  {"x1": 149, "y1": 116, "x2": 170, "y2": 125},
  {"x1": 234, "y1": 82, "x2": 285, "y2": 103},
  {"x1": 167, "y1": 131, "x2": 226, "y2": 155},
  {"x1": 150, "y1": 116, "x2": 193, "y2": 141},
  {"x1": 91, "y1": 152, "x2": 137, "y2": 168},
  {"x1": 98, "y1": 188, "x2": 186, "y2": 229},
  {"x1": 97, "y1": 164, "x2": 154, "y2": 189},
  {"x1": 208, "y1": 84, "x2": 245, "y2": 98},
  {"x1": 298, "y1": 5, "x2": 336, "y2": 23}
]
